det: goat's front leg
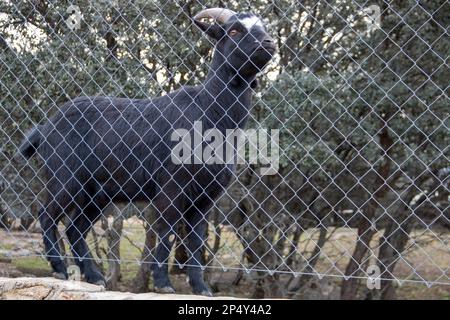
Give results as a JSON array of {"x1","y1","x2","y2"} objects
[
  {"x1": 185, "y1": 207, "x2": 212, "y2": 296},
  {"x1": 152, "y1": 226, "x2": 177, "y2": 293},
  {"x1": 152, "y1": 193, "x2": 182, "y2": 293}
]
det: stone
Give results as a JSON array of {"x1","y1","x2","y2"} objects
[{"x1": 0, "y1": 277, "x2": 241, "y2": 300}]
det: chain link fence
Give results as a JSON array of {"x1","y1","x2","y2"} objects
[{"x1": 0, "y1": 0, "x2": 448, "y2": 299}]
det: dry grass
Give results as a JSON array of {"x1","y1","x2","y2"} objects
[{"x1": 0, "y1": 221, "x2": 448, "y2": 299}]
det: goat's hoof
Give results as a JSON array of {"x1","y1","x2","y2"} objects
[
  {"x1": 200, "y1": 290, "x2": 213, "y2": 297},
  {"x1": 53, "y1": 272, "x2": 68, "y2": 280},
  {"x1": 191, "y1": 283, "x2": 212, "y2": 296},
  {"x1": 93, "y1": 279, "x2": 106, "y2": 287},
  {"x1": 154, "y1": 286, "x2": 176, "y2": 294},
  {"x1": 84, "y1": 272, "x2": 106, "y2": 287}
]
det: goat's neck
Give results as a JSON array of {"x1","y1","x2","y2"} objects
[{"x1": 203, "y1": 55, "x2": 255, "y2": 129}]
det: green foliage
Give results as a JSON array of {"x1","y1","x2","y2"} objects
[{"x1": 1, "y1": 0, "x2": 447, "y2": 205}]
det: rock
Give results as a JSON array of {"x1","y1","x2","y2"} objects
[
  {"x1": 0, "y1": 277, "x2": 104, "y2": 300},
  {"x1": 0, "y1": 277, "x2": 242, "y2": 300}
]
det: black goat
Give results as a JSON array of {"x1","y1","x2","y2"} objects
[{"x1": 19, "y1": 8, "x2": 276, "y2": 295}]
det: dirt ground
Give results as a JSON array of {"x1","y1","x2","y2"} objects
[{"x1": 0, "y1": 225, "x2": 448, "y2": 299}]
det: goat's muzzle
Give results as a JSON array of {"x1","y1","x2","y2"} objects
[
  {"x1": 248, "y1": 37, "x2": 276, "y2": 72},
  {"x1": 258, "y1": 38, "x2": 277, "y2": 54}
]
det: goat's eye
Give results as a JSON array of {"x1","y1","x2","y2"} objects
[{"x1": 229, "y1": 29, "x2": 239, "y2": 36}]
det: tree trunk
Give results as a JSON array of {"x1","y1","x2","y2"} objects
[
  {"x1": 105, "y1": 214, "x2": 123, "y2": 291},
  {"x1": 341, "y1": 126, "x2": 394, "y2": 300},
  {"x1": 171, "y1": 224, "x2": 188, "y2": 274},
  {"x1": 341, "y1": 221, "x2": 376, "y2": 299},
  {"x1": 289, "y1": 227, "x2": 327, "y2": 293},
  {"x1": 374, "y1": 193, "x2": 415, "y2": 300},
  {"x1": 131, "y1": 209, "x2": 157, "y2": 293}
]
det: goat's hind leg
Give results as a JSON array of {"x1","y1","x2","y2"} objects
[
  {"x1": 66, "y1": 203, "x2": 106, "y2": 286},
  {"x1": 39, "y1": 205, "x2": 67, "y2": 279}
]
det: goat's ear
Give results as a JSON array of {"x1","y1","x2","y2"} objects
[{"x1": 194, "y1": 20, "x2": 225, "y2": 41}]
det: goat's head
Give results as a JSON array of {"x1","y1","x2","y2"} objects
[{"x1": 194, "y1": 8, "x2": 276, "y2": 79}]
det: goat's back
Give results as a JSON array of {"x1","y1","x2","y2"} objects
[{"x1": 35, "y1": 93, "x2": 233, "y2": 203}]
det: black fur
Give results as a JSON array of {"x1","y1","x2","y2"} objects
[
  {"x1": 19, "y1": 126, "x2": 42, "y2": 158},
  {"x1": 19, "y1": 12, "x2": 275, "y2": 295}
]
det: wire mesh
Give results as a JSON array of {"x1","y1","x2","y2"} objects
[{"x1": 0, "y1": 0, "x2": 448, "y2": 299}]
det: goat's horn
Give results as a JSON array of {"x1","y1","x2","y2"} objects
[{"x1": 193, "y1": 8, "x2": 237, "y2": 24}]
